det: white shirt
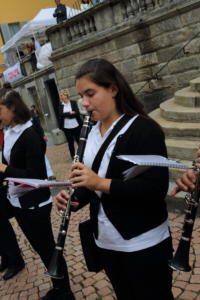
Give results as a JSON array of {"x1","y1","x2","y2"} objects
[
  {"x1": 84, "y1": 115, "x2": 170, "y2": 252},
  {"x1": 80, "y1": 3, "x2": 91, "y2": 11},
  {"x1": 63, "y1": 102, "x2": 79, "y2": 129},
  {"x1": 34, "y1": 40, "x2": 41, "y2": 50},
  {"x1": 4, "y1": 120, "x2": 52, "y2": 208}
]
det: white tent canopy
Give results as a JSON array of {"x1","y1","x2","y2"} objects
[{"x1": 0, "y1": 6, "x2": 80, "y2": 53}]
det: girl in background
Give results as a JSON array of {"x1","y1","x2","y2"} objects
[
  {"x1": 59, "y1": 88, "x2": 82, "y2": 159},
  {"x1": 0, "y1": 88, "x2": 74, "y2": 300}
]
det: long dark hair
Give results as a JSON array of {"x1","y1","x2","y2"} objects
[
  {"x1": 0, "y1": 89, "x2": 31, "y2": 124},
  {"x1": 75, "y1": 58, "x2": 148, "y2": 117}
]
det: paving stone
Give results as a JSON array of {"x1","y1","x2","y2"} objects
[
  {"x1": 0, "y1": 143, "x2": 199, "y2": 299},
  {"x1": 179, "y1": 290, "x2": 198, "y2": 300},
  {"x1": 172, "y1": 287, "x2": 182, "y2": 299},
  {"x1": 82, "y1": 286, "x2": 96, "y2": 296}
]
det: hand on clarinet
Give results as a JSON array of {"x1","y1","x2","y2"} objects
[
  {"x1": 196, "y1": 147, "x2": 200, "y2": 168},
  {"x1": 55, "y1": 190, "x2": 79, "y2": 212},
  {"x1": 171, "y1": 145, "x2": 200, "y2": 196},
  {"x1": 171, "y1": 169, "x2": 196, "y2": 196},
  {"x1": 70, "y1": 162, "x2": 111, "y2": 194}
]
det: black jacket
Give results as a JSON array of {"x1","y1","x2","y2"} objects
[
  {"x1": 59, "y1": 100, "x2": 83, "y2": 129},
  {"x1": 1, "y1": 126, "x2": 50, "y2": 209},
  {"x1": 53, "y1": 4, "x2": 67, "y2": 24},
  {"x1": 31, "y1": 111, "x2": 45, "y2": 138},
  {"x1": 74, "y1": 115, "x2": 169, "y2": 239}
]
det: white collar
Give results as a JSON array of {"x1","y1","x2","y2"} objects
[{"x1": 8, "y1": 120, "x2": 32, "y2": 134}]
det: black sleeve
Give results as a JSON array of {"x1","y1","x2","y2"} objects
[
  {"x1": 31, "y1": 115, "x2": 45, "y2": 138},
  {"x1": 56, "y1": 5, "x2": 67, "y2": 17},
  {"x1": 72, "y1": 101, "x2": 81, "y2": 118},
  {"x1": 109, "y1": 119, "x2": 169, "y2": 205},
  {"x1": 71, "y1": 187, "x2": 91, "y2": 211},
  {"x1": 61, "y1": 112, "x2": 74, "y2": 118},
  {"x1": 4, "y1": 129, "x2": 46, "y2": 179}
]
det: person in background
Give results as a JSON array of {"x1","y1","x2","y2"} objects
[
  {"x1": 0, "y1": 121, "x2": 3, "y2": 152},
  {"x1": 31, "y1": 37, "x2": 41, "y2": 50},
  {"x1": 55, "y1": 58, "x2": 174, "y2": 300},
  {"x1": 0, "y1": 81, "x2": 12, "y2": 274},
  {"x1": 30, "y1": 105, "x2": 56, "y2": 180},
  {"x1": 0, "y1": 89, "x2": 74, "y2": 300},
  {"x1": 77, "y1": 97, "x2": 87, "y2": 120},
  {"x1": 91, "y1": 0, "x2": 104, "y2": 5},
  {"x1": 53, "y1": 0, "x2": 67, "y2": 24},
  {"x1": 30, "y1": 104, "x2": 41, "y2": 123},
  {"x1": 80, "y1": 0, "x2": 91, "y2": 11},
  {"x1": 91, "y1": 0, "x2": 100, "y2": 5},
  {"x1": 31, "y1": 37, "x2": 41, "y2": 68},
  {"x1": 30, "y1": 105, "x2": 45, "y2": 138},
  {"x1": 16, "y1": 50, "x2": 25, "y2": 60},
  {"x1": 26, "y1": 41, "x2": 37, "y2": 71},
  {"x1": 59, "y1": 88, "x2": 82, "y2": 160},
  {"x1": 26, "y1": 42, "x2": 34, "y2": 54},
  {"x1": 2, "y1": 81, "x2": 12, "y2": 91}
]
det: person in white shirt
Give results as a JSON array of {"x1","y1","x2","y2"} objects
[
  {"x1": 31, "y1": 37, "x2": 41, "y2": 50},
  {"x1": 58, "y1": 89, "x2": 83, "y2": 159},
  {"x1": 55, "y1": 59, "x2": 174, "y2": 300},
  {"x1": 0, "y1": 88, "x2": 74, "y2": 300},
  {"x1": 80, "y1": 0, "x2": 91, "y2": 11}
]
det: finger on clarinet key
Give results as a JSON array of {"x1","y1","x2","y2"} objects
[
  {"x1": 55, "y1": 190, "x2": 69, "y2": 211},
  {"x1": 70, "y1": 201, "x2": 80, "y2": 212},
  {"x1": 71, "y1": 162, "x2": 83, "y2": 171},
  {"x1": 170, "y1": 186, "x2": 180, "y2": 196}
]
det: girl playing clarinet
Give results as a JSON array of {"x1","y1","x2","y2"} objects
[{"x1": 55, "y1": 58, "x2": 174, "y2": 300}]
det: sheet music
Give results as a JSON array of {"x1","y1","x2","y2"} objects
[
  {"x1": 117, "y1": 155, "x2": 188, "y2": 168},
  {"x1": 5, "y1": 177, "x2": 72, "y2": 197},
  {"x1": 5, "y1": 177, "x2": 72, "y2": 188},
  {"x1": 117, "y1": 155, "x2": 189, "y2": 180}
]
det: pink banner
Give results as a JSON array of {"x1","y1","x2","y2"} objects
[{"x1": 3, "y1": 62, "x2": 24, "y2": 83}]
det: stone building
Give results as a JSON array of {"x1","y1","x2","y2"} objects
[{"x1": 10, "y1": 0, "x2": 200, "y2": 143}]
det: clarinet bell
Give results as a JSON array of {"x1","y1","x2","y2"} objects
[
  {"x1": 169, "y1": 239, "x2": 191, "y2": 272},
  {"x1": 45, "y1": 247, "x2": 64, "y2": 279},
  {"x1": 169, "y1": 257, "x2": 191, "y2": 272}
]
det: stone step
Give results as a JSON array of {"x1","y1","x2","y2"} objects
[
  {"x1": 166, "y1": 138, "x2": 199, "y2": 160},
  {"x1": 167, "y1": 182, "x2": 200, "y2": 215},
  {"x1": 160, "y1": 98, "x2": 200, "y2": 122},
  {"x1": 150, "y1": 109, "x2": 200, "y2": 138},
  {"x1": 190, "y1": 77, "x2": 200, "y2": 93},
  {"x1": 166, "y1": 182, "x2": 187, "y2": 214},
  {"x1": 174, "y1": 87, "x2": 200, "y2": 107}
]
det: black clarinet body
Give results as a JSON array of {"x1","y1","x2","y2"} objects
[
  {"x1": 169, "y1": 162, "x2": 200, "y2": 272},
  {"x1": 46, "y1": 113, "x2": 92, "y2": 279}
]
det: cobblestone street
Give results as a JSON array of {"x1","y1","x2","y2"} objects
[{"x1": 0, "y1": 143, "x2": 200, "y2": 300}]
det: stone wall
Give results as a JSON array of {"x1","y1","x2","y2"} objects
[
  {"x1": 47, "y1": 0, "x2": 200, "y2": 112},
  {"x1": 12, "y1": 66, "x2": 60, "y2": 132}
]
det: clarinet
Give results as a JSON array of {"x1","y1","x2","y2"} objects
[
  {"x1": 169, "y1": 161, "x2": 200, "y2": 272},
  {"x1": 46, "y1": 113, "x2": 92, "y2": 279}
]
